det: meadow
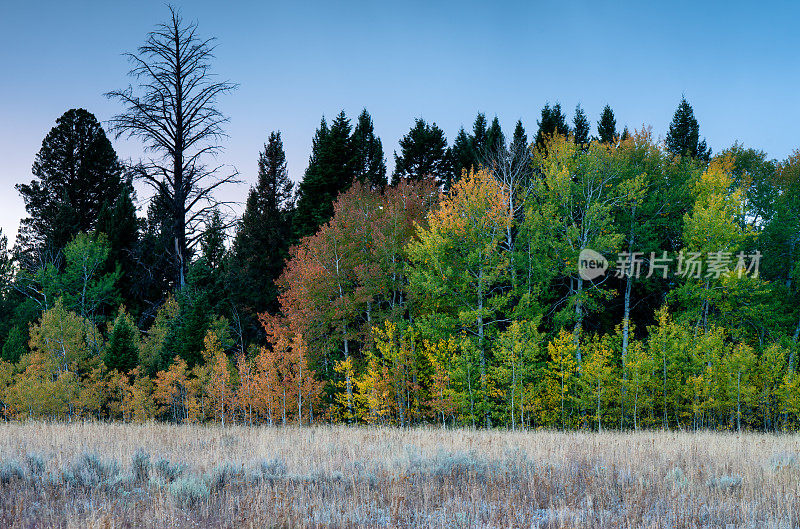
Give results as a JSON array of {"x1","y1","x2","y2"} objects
[{"x1": 0, "y1": 423, "x2": 798, "y2": 528}]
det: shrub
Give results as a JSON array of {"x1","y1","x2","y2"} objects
[
  {"x1": 0, "y1": 460, "x2": 25, "y2": 485},
  {"x1": 665, "y1": 467, "x2": 689, "y2": 488},
  {"x1": 768, "y1": 452, "x2": 799, "y2": 471},
  {"x1": 259, "y1": 457, "x2": 288, "y2": 481},
  {"x1": 24, "y1": 453, "x2": 45, "y2": 477},
  {"x1": 407, "y1": 449, "x2": 489, "y2": 483},
  {"x1": 131, "y1": 449, "x2": 151, "y2": 483},
  {"x1": 154, "y1": 458, "x2": 185, "y2": 482},
  {"x1": 62, "y1": 452, "x2": 120, "y2": 489},
  {"x1": 209, "y1": 462, "x2": 245, "y2": 490},
  {"x1": 707, "y1": 475, "x2": 743, "y2": 490},
  {"x1": 169, "y1": 476, "x2": 210, "y2": 506}
]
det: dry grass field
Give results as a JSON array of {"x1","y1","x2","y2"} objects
[{"x1": 0, "y1": 422, "x2": 799, "y2": 528}]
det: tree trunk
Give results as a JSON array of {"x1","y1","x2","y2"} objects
[
  {"x1": 478, "y1": 264, "x2": 490, "y2": 428},
  {"x1": 574, "y1": 276, "x2": 584, "y2": 364}
]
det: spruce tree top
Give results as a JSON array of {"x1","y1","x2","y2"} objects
[
  {"x1": 535, "y1": 103, "x2": 570, "y2": 150},
  {"x1": 573, "y1": 105, "x2": 590, "y2": 147},
  {"x1": 665, "y1": 97, "x2": 711, "y2": 161},
  {"x1": 597, "y1": 104, "x2": 617, "y2": 144}
]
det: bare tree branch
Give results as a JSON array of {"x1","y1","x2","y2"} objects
[{"x1": 106, "y1": 5, "x2": 238, "y2": 290}]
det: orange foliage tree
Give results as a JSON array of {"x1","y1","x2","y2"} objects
[{"x1": 277, "y1": 179, "x2": 437, "y2": 415}]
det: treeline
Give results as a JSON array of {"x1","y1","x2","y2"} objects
[{"x1": 1, "y1": 9, "x2": 799, "y2": 431}]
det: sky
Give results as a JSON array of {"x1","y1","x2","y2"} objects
[{"x1": 1, "y1": 0, "x2": 798, "y2": 244}]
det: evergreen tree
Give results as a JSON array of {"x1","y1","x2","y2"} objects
[
  {"x1": 534, "y1": 103, "x2": 570, "y2": 150},
  {"x1": 294, "y1": 112, "x2": 355, "y2": 238},
  {"x1": 450, "y1": 114, "x2": 502, "y2": 187},
  {"x1": 507, "y1": 120, "x2": 531, "y2": 185},
  {"x1": 597, "y1": 104, "x2": 617, "y2": 144},
  {"x1": 1, "y1": 326, "x2": 26, "y2": 364},
  {"x1": 448, "y1": 126, "x2": 475, "y2": 188},
  {"x1": 392, "y1": 118, "x2": 449, "y2": 186},
  {"x1": 573, "y1": 104, "x2": 591, "y2": 147},
  {"x1": 129, "y1": 194, "x2": 174, "y2": 318},
  {"x1": 230, "y1": 132, "x2": 294, "y2": 338},
  {"x1": 471, "y1": 113, "x2": 489, "y2": 160},
  {"x1": 97, "y1": 176, "x2": 139, "y2": 308},
  {"x1": 190, "y1": 209, "x2": 229, "y2": 313},
  {"x1": 509, "y1": 120, "x2": 528, "y2": 154},
  {"x1": 665, "y1": 96, "x2": 711, "y2": 161},
  {"x1": 16, "y1": 109, "x2": 123, "y2": 262},
  {"x1": 351, "y1": 109, "x2": 387, "y2": 189},
  {"x1": 104, "y1": 306, "x2": 140, "y2": 373},
  {"x1": 200, "y1": 209, "x2": 226, "y2": 272},
  {"x1": 486, "y1": 116, "x2": 505, "y2": 158}
]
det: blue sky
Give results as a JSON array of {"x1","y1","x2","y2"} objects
[{"x1": 1, "y1": 0, "x2": 798, "y2": 242}]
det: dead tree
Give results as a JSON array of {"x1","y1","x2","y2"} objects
[{"x1": 107, "y1": 6, "x2": 237, "y2": 289}]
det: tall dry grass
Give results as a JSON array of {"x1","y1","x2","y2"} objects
[{"x1": 0, "y1": 422, "x2": 798, "y2": 527}]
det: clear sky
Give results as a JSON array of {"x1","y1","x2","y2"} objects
[{"x1": 1, "y1": 0, "x2": 798, "y2": 243}]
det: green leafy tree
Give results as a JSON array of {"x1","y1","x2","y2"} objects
[
  {"x1": 490, "y1": 319, "x2": 541, "y2": 429},
  {"x1": 58, "y1": 233, "x2": 121, "y2": 323},
  {"x1": 623, "y1": 339, "x2": 653, "y2": 430},
  {"x1": 670, "y1": 157, "x2": 753, "y2": 335},
  {"x1": 526, "y1": 136, "x2": 628, "y2": 361},
  {"x1": 579, "y1": 335, "x2": 617, "y2": 430},
  {"x1": 407, "y1": 168, "x2": 511, "y2": 427}
]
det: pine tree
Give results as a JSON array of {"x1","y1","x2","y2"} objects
[
  {"x1": 16, "y1": 109, "x2": 124, "y2": 262},
  {"x1": 448, "y1": 127, "x2": 474, "y2": 188},
  {"x1": 597, "y1": 104, "x2": 617, "y2": 144},
  {"x1": 573, "y1": 104, "x2": 591, "y2": 147},
  {"x1": 104, "y1": 306, "x2": 140, "y2": 373},
  {"x1": 1, "y1": 326, "x2": 26, "y2": 364},
  {"x1": 448, "y1": 114, "x2": 499, "y2": 189},
  {"x1": 487, "y1": 116, "x2": 504, "y2": 150},
  {"x1": 351, "y1": 109, "x2": 387, "y2": 189},
  {"x1": 294, "y1": 112, "x2": 355, "y2": 238},
  {"x1": 190, "y1": 209, "x2": 228, "y2": 312},
  {"x1": 129, "y1": 195, "x2": 174, "y2": 310},
  {"x1": 510, "y1": 120, "x2": 528, "y2": 154},
  {"x1": 471, "y1": 113, "x2": 489, "y2": 160},
  {"x1": 392, "y1": 118, "x2": 449, "y2": 186},
  {"x1": 96, "y1": 177, "x2": 139, "y2": 310},
  {"x1": 665, "y1": 96, "x2": 710, "y2": 161},
  {"x1": 230, "y1": 131, "x2": 294, "y2": 335},
  {"x1": 534, "y1": 103, "x2": 570, "y2": 150}
]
